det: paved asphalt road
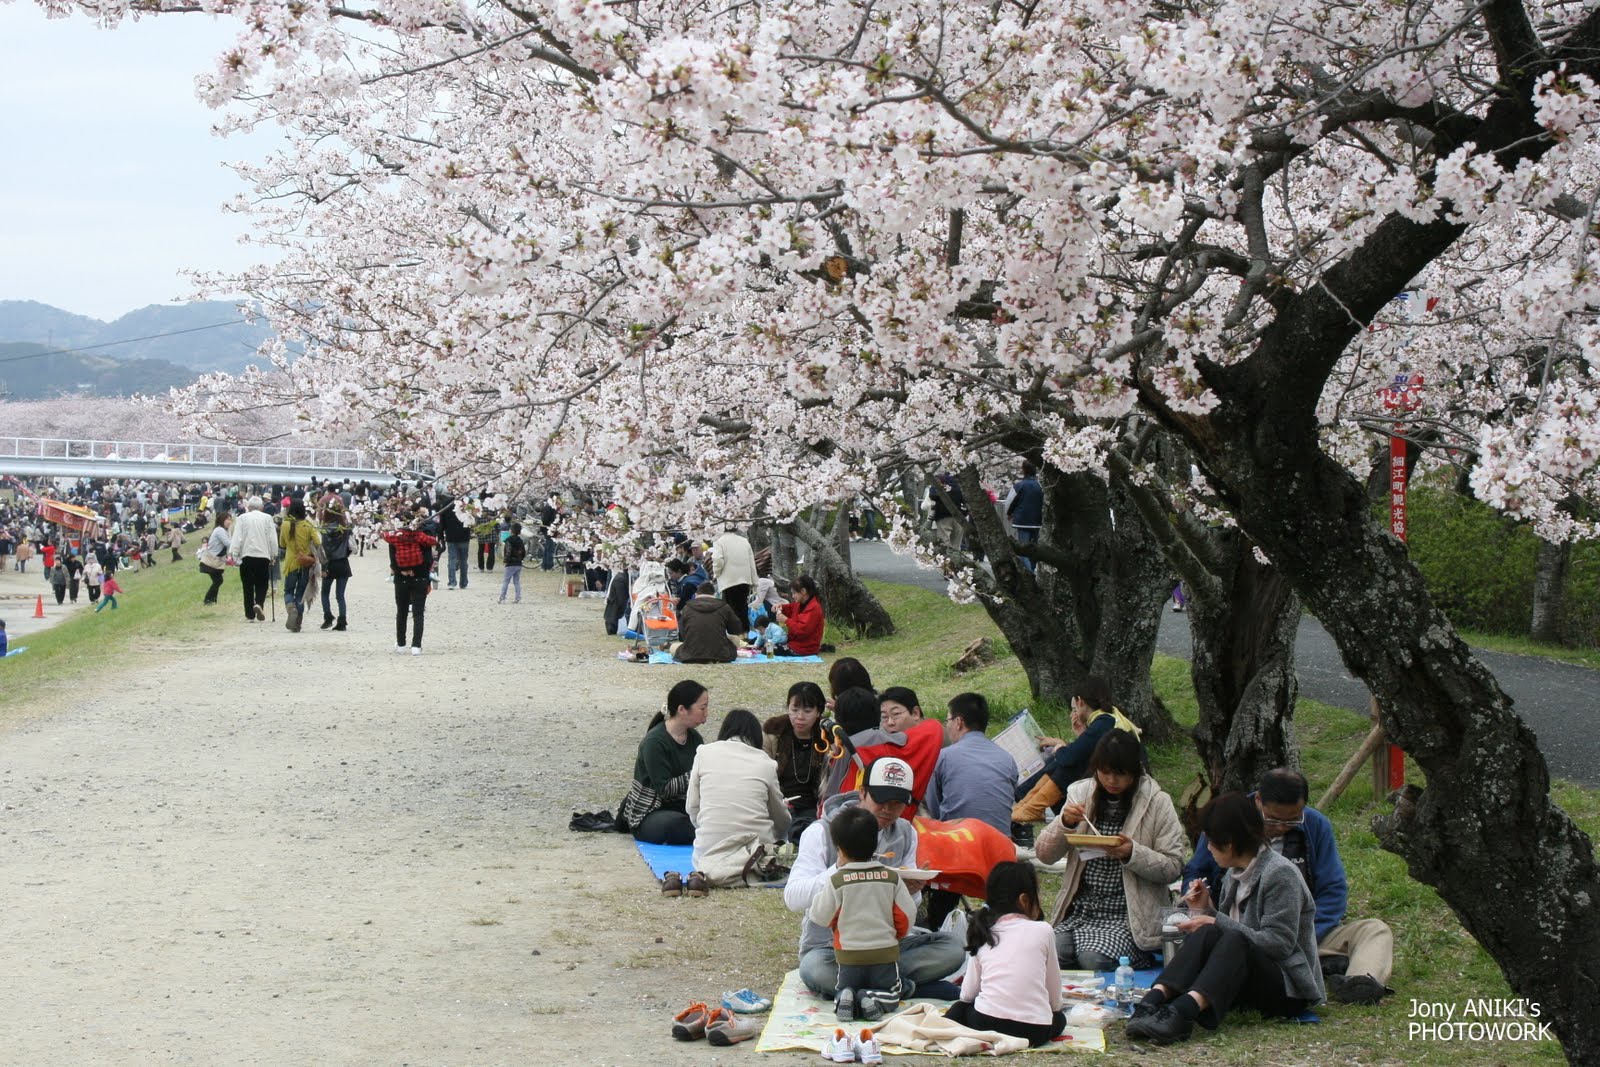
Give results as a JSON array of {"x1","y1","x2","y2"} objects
[{"x1": 846, "y1": 540, "x2": 1600, "y2": 787}]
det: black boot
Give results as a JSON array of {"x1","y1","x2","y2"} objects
[
  {"x1": 334, "y1": 616, "x2": 347, "y2": 631},
  {"x1": 320, "y1": 612, "x2": 335, "y2": 630}
]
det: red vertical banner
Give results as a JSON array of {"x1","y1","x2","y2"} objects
[{"x1": 1389, "y1": 436, "x2": 1408, "y2": 542}]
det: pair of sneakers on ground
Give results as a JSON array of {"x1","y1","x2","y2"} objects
[
  {"x1": 835, "y1": 983, "x2": 909, "y2": 1024},
  {"x1": 670, "y1": 989, "x2": 771, "y2": 1046},
  {"x1": 820, "y1": 1027, "x2": 883, "y2": 1064}
]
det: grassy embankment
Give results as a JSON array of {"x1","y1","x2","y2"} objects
[
  {"x1": 655, "y1": 580, "x2": 1591, "y2": 1065},
  {"x1": 0, "y1": 529, "x2": 216, "y2": 721},
  {"x1": 7, "y1": 560, "x2": 1589, "y2": 1063}
]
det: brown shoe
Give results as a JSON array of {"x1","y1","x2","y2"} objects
[
  {"x1": 685, "y1": 871, "x2": 710, "y2": 897},
  {"x1": 660, "y1": 871, "x2": 683, "y2": 897},
  {"x1": 671, "y1": 1001, "x2": 711, "y2": 1040},
  {"x1": 1011, "y1": 775, "x2": 1063, "y2": 823}
]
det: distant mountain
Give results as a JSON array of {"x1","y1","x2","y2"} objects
[
  {"x1": 0, "y1": 299, "x2": 276, "y2": 376},
  {"x1": 0, "y1": 341, "x2": 198, "y2": 401}
]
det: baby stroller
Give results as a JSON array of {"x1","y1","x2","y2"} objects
[{"x1": 637, "y1": 595, "x2": 680, "y2": 651}]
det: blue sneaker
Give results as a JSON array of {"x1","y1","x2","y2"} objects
[{"x1": 722, "y1": 988, "x2": 773, "y2": 1014}]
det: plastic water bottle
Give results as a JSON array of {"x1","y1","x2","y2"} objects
[{"x1": 1114, "y1": 957, "x2": 1135, "y2": 1015}]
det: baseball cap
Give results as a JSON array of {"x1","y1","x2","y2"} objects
[{"x1": 865, "y1": 757, "x2": 914, "y2": 805}]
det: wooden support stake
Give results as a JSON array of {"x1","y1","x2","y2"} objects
[
  {"x1": 1318, "y1": 717, "x2": 1387, "y2": 811},
  {"x1": 1369, "y1": 696, "x2": 1388, "y2": 803}
]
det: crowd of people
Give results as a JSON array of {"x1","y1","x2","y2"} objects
[{"x1": 619, "y1": 664, "x2": 1397, "y2": 1051}]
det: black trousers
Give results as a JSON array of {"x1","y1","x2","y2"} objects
[
  {"x1": 944, "y1": 1002, "x2": 1066, "y2": 1048},
  {"x1": 632, "y1": 809, "x2": 694, "y2": 845},
  {"x1": 721, "y1": 584, "x2": 751, "y2": 628},
  {"x1": 1155, "y1": 923, "x2": 1307, "y2": 1026},
  {"x1": 239, "y1": 557, "x2": 270, "y2": 619},
  {"x1": 201, "y1": 565, "x2": 225, "y2": 604},
  {"x1": 477, "y1": 541, "x2": 495, "y2": 570},
  {"x1": 394, "y1": 574, "x2": 430, "y2": 647}
]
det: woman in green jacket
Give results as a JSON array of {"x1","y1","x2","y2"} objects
[{"x1": 278, "y1": 501, "x2": 321, "y2": 633}]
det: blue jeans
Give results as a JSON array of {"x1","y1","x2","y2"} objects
[
  {"x1": 541, "y1": 533, "x2": 556, "y2": 571},
  {"x1": 1014, "y1": 526, "x2": 1039, "y2": 572},
  {"x1": 447, "y1": 541, "x2": 469, "y2": 587},
  {"x1": 321, "y1": 574, "x2": 349, "y2": 618},
  {"x1": 499, "y1": 565, "x2": 522, "y2": 602},
  {"x1": 799, "y1": 929, "x2": 964, "y2": 998},
  {"x1": 283, "y1": 568, "x2": 309, "y2": 609}
]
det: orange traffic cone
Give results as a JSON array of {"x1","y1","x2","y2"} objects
[{"x1": 33, "y1": 595, "x2": 46, "y2": 619}]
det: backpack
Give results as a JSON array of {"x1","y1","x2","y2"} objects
[{"x1": 504, "y1": 536, "x2": 527, "y2": 567}]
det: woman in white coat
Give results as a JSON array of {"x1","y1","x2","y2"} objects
[{"x1": 686, "y1": 708, "x2": 792, "y2": 877}]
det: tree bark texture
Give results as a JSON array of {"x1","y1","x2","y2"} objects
[
  {"x1": 788, "y1": 514, "x2": 895, "y2": 638},
  {"x1": 1139, "y1": 18, "x2": 1600, "y2": 1048},
  {"x1": 1530, "y1": 537, "x2": 1571, "y2": 645},
  {"x1": 953, "y1": 464, "x2": 1178, "y2": 743},
  {"x1": 1184, "y1": 536, "x2": 1302, "y2": 794}
]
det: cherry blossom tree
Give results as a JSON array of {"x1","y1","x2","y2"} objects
[{"x1": 37, "y1": 0, "x2": 1600, "y2": 1051}]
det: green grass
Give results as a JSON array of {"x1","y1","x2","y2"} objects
[
  {"x1": 0, "y1": 530, "x2": 215, "y2": 722},
  {"x1": 1458, "y1": 628, "x2": 1600, "y2": 670},
  {"x1": 714, "y1": 579, "x2": 1588, "y2": 1064}
]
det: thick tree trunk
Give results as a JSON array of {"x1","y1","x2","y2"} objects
[
  {"x1": 788, "y1": 515, "x2": 895, "y2": 638},
  {"x1": 1181, "y1": 410, "x2": 1600, "y2": 1060},
  {"x1": 953, "y1": 464, "x2": 1177, "y2": 742},
  {"x1": 1530, "y1": 537, "x2": 1571, "y2": 644},
  {"x1": 1186, "y1": 537, "x2": 1301, "y2": 794}
]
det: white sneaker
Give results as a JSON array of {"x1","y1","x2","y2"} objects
[
  {"x1": 394, "y1": 644, "x2": 407, "y2": 654},
  {"x1": 858, "y1": 1029, "x2": 883, "y2": 1065},
  {"x1": 820, "y1": 1027, "x2": 856, "y2": 1063},
  {"x1": 410, "y1": 647, "x2": 422, "y2": 656}
]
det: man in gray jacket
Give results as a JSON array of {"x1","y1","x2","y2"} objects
[{"x1": 784, "y1": 757, "x2": 964, "y2": 998}]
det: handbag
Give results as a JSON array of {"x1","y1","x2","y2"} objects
[
  {"x1": 698, "y1": 833, "x2": 792, "y2": 888},
  {"x1": 296, "y1": 552, "x2": 317, "y2": 568},
  {"x1": 197, "y1": 546, "x2": 224, "y2": 570}
]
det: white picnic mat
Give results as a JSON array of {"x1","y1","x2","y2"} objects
[{"x1": 753, "y1": 969, "x2": 1107, "y2": 1055}]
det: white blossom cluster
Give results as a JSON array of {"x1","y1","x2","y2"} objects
[{"x1": 41, "y1": 0, "x2": 1600, "y2": 541}]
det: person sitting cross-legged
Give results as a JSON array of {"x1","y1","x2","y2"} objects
[
  {"x1": 1183, "y1": 768, "x2": 1395, "y2": 1005},
  {"x1": 1127, "y1": 792, "x2": 1324, "y2": 1045},
  {"x1": 785, "y1": 757, "x2": 964, "y2": 1000}
]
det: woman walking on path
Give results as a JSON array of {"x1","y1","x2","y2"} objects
[
  {"x1": 318, "y1": 499, "x2": 354, "y2": 630},
  {"x1": 199, "y1": 514, "x2": 233, "y2": 606},
  {"x1": 84, "y1": 555, "x2": 103, "y2": 604},
  {"x1": 94, "y1": 572, "x2": 123, "y2": 612},
  {"x1": 50, "y1": 561, "x2": 69, "y2": 605},
  {"x1": 279, "y1": 502, "x2": 321, "y2": 633}
]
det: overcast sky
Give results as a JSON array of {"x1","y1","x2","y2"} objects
[{"x1": 0, "y1": 5, "x2": 280, "y2": 322}]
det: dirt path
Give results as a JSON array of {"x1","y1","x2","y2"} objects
[{"x1": 0, "y1": 559, "x2": 839, "y2": 1065}]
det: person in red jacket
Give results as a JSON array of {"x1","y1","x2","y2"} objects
[{"x1": 778, "y1": 575, "x2": 825, "y2": 656}]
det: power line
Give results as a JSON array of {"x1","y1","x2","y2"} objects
[{"x1": 0, "y1": 319, "x2": 253, "y2": 366}]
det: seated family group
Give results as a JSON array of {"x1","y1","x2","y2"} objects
[{"x1": 616, "y1": 664, "x2": 1395, "y2": 1047}]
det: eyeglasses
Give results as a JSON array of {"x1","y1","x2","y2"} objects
[{"x1": 1262, "y1": 816, "x2": 1305, "y2": 829}]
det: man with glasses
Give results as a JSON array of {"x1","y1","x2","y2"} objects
[{"x1": 1183, "y1": 769, "x2": 1394, "y2": 1004}]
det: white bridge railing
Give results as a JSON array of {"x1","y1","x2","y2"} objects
[{"x1": 0, "y1": 437, "x2": 390, "y2": 472}]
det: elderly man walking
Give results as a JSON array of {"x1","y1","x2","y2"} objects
[{"x1": 228, "y1": 497, "x2": 277, "y2": 622}]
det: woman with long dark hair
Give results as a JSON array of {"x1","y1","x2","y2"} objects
[
  {"x1": 317, "y1": 497, "x2": 354, "y2": 630},
  {"x1": 618, "y1": 680, "x2": 710, "y2": 848},
  {"x1": 278, "y1": 500, "x2": 321, "y2": 633},
  {"x1": 764, "y1": 681, "x2": 829, "y2": 843},
  {"x1": 1034, "y1": 729, "x2": 1186, "y2": 970}
]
